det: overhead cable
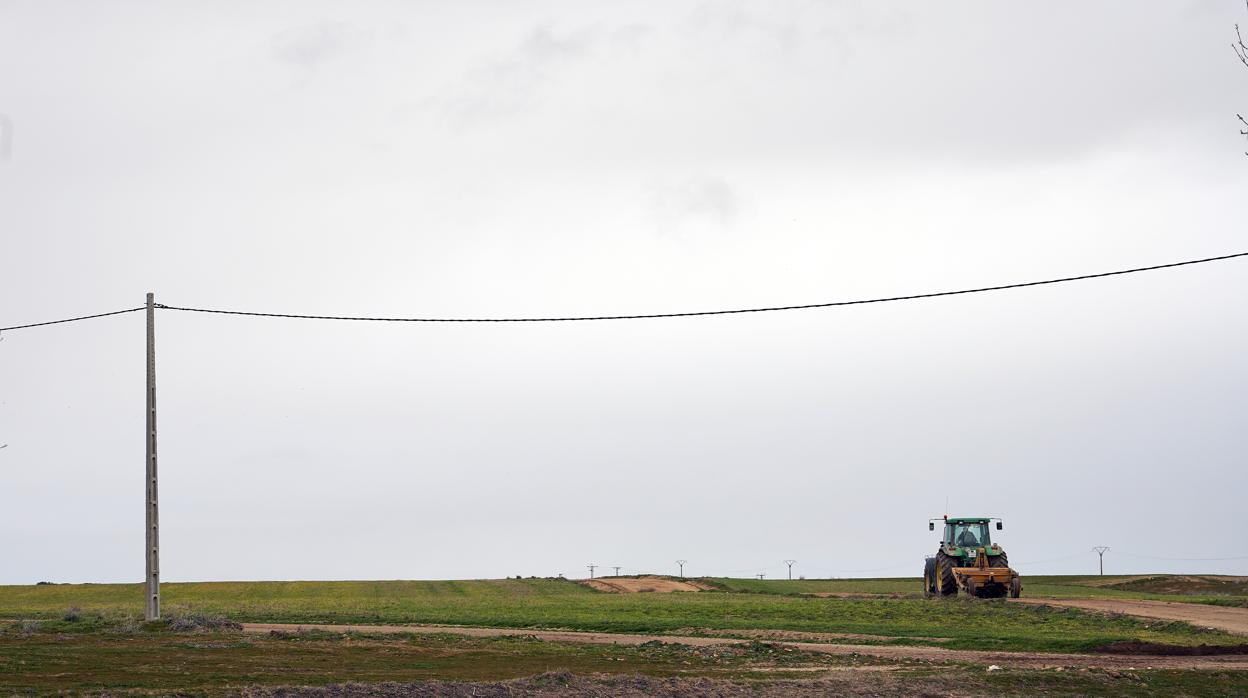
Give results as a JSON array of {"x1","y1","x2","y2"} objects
[
  {"x1": 0, "y1": 306, "x2": 145, "y2": 333},
  {"x1": 2, "y1": 251, "x2": 1245, "y2": 331},
  {"x1": 1113, "y1": 551, "x2": 1248, "y2": 561},
  {"x1": 157, "y1": 251, "x2": 1248, "y2": 322}
]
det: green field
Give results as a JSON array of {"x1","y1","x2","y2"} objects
[
  {"x1": 4, "y1": 620, "x2": 1246, "y2": 697},
  {"x1": 712, "y1": 574, "x2": 1248, "y2": 606},
  {"x1": 0, "y1": 576, "x2": 1242, "y2": 654}
]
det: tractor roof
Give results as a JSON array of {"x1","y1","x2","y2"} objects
[{"x1": 945, "y1": 517, "x2": 991, "y2": 524}]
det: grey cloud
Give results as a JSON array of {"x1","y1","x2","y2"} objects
[
  {"x1": 271, "y1": 21, "x2": 368, "y2": 70},
  {"x1": 423, "y1": 22, "x2": 651, "y2": 126},
  {"x1": 0, "y1": 1, "x2": 1245, "y2": 585},
  {"x1": 650, "y1": 177, "x2": 740, "y2": 229}
]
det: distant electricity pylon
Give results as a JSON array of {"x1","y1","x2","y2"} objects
[
  {"x1": 612, "y1": 566, "x2": 621, "y2": 577},
  {"x1": 1093, "y1": 547, "x2": 1110, "y2": 575},
  {"x1": 0, "y1": 114, "x2": 11, "y2": 161},
  {"x1": 756, "y1": 573, "x2": 765, "y2": 580},
  {"x1": 783, "y1": 560, "x2": 797, "y2": 580},
  {"x1": 676, "y1": 560, "x2": 687, "y2": 579},
  {"x1": 587, "y1": 564, "x2": 597, "y2": 579}
]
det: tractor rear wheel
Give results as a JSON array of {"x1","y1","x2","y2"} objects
[
  {"x1": 935, "y1": 551, "x2": 958, "y2": 596},
  {"x1": 922, "y1": 558, "x2": 937, "y2": 598},
  {"x1": 989, "y1": 552, "x2": 1010, "y2": 569},
  {"x1": 1010, "y1": 577, "x2": 1021, "y2": 598}
]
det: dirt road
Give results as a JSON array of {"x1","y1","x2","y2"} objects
[
  {"x1": 242, "y1": 622, "x2": 1248, "y2": 670},
  {"x1": 1016, "y1": 598, "x2": 1248, "y2": 635},
  {"x1": 580, "y1": 576, "x2": 715, "y2": 593}
]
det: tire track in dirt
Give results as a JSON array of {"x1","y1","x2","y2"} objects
[{"x1": 241, "y1": 622, "x2": 1248, "y2": 670}]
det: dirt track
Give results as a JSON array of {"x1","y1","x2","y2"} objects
[
  {"x1": 579, "y1": 576, "x2": 715, "y2": 593},
  {"x1": 1016, "y1": 598, "x2": 1248, "y2": 635},
  {"x1": 241, "y1": 622, "x2": 1248, "y2": 670}
]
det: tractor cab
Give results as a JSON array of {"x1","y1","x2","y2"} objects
[
  {"x1": 929, "y1": 516, "x2": 1002, "y2": 556},
  {"x1": 943, "y1": 518, "x2": 994, "y2": 551}
]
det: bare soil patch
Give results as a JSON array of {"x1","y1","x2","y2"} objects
[
  {"x1": 1092, "y1": 641, "x2": 1248, "y2": 656},
  {"x1": 580, "y1": 576, "x2": 715, "y2": 593},
  {"x1": 683, "y1": 627, "x2": 953, "y2": 644},
  {"x1": 231, "y1": 671, "x2": 973, "y2": 697},
  {"x1": 241, "y1": 623, "x2": 1248, "y2": 670},
  {"x1": 1015, "y1": 597, "x2": 1248, "y2": 635}
]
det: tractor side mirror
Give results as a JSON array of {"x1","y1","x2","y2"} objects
[
  {"x1": 996, "y1": 521, "x2": 1003, "y2": 530},
  {"x1": 929, "y1": 522, "x2": 935, "y2": 531}
]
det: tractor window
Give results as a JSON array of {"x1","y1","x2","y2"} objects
[{"x1": 950, "y1": 523, "x2": 990, "y2": 548}]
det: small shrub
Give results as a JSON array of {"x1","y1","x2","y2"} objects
[
  {"x1": 63, "y1": 606, "x2": 81, "y2": 622},
  {"x1": 19, "y1": 620, "x2": 38, "y2": 636},
  {"x1": 166, "y1": 613, "x2": 242, "y2": 632},
  {"x1": 116, "y1": 616, "x2": 141, "y2": 634}
]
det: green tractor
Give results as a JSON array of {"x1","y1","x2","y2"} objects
[{"x1": 923, "y1": 516, "x2": 1020, "y2": 599}]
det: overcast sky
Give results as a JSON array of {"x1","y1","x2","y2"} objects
[{"x1": 1, "y1": 1, "x2": 1246, "y2": 585}]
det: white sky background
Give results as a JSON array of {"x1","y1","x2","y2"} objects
[{"x1": 0, "y1": 0, "x2": 1246, "y2": 584}]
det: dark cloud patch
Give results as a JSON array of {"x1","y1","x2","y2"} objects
[
  {"x1": 424, "y1": 22, "x2": 652, "y2": 127},
  {"x1": 271, "y1": 21, "x2": 368, "y2": 70},
  {"x1": 650, "y1": 177, "x2": 740, "y2": 232}
]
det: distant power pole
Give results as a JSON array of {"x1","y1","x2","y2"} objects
[
  {"x1": 0, "y1": 113, "x2": 11, "y2": 161},
  {"x1": 587, "y1": 564, "x2": 597, "y2": 579},
  {"x1": 784, "y1": 560, "x2": 796, "y2": 580},
  {"x1": 612, "y1": 566, "x2": 621, "y2": 577},
  {"x1": 145, "y1": 292, "x2": 160, "y2": 621},
  {"x1": 676, "y1": 560, "x2": 687, "y2": 579},
  {"x1": 1093, "y1": 547, "x2": 1110, "y2": 576},
  {"x1": 756, "y1": 573, "x2": 765, "y2": 580}
]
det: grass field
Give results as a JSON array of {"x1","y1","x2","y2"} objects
[
  {"x1": 4, "y1": 620, "x2": 1247, "y2": 697},
  {"x1": 712, "y1": 574, "x2": 1248, "y2": 605},
  {"x1": 0, "y1": 577, "x2": 1242, "y2": 653}
]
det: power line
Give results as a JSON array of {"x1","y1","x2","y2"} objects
[
  {"x1": 0, "y1": 306, "x2": 145, "y2": 333},
  {"x1": 2, "y1": 251, "x2": 1245, "y2": 332},
  {"x1": 1113, "y1": 551, "x2": 1248, "y2": 561},
  {"x1": 1013, "y1": 551, "x2": 1095, "y2": 566},
  {"x1": 158, "y1": 251, "x2": 1247, "y2": 323}
]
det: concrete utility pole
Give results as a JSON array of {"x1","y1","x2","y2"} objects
[
  {"x1": 676, "y1": 560, "x2": 687, "y2": 579},
  {"x1": 756, "y1": 573, "x2": 765, "y2": 580},
  {"x1": 612, "y1": 566, "x2": 621, "y2": 577},
  {"x1": 587, "y1": 564, "x2": 596, "y2": 579},
  {"x1": 0, "y1": 113, "x2": 11, "y2": 161},
  {"x1": 145, "y1": 293, "x2": 160, "y2": 621},
  {"x1": 784, "y1": 560, "x2": 796, "y2": 580},
  {"x1": 1093, "y1": 546, "x2": 1110, "y2": 576}
]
